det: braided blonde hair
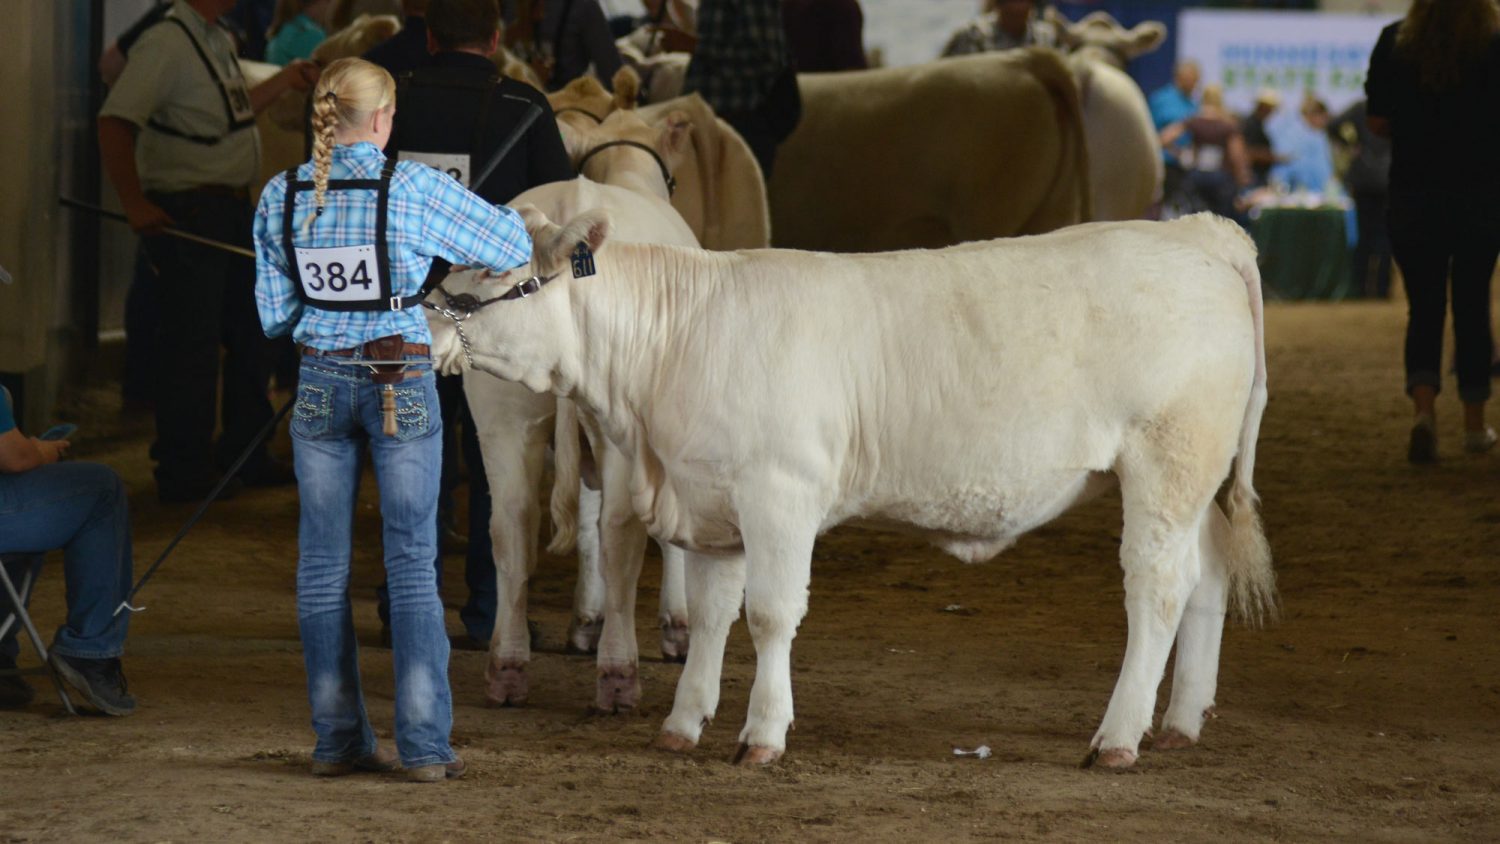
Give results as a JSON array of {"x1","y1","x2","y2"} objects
[{"x1": 303, "y1": 57, "x2": 395, "y2": 230}]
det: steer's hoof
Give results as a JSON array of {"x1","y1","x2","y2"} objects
[
  {"x1": 566, "y1": 616, "x2": 603, "y2": 654},
  {"x1": 732, "y1": 743, "x2": 783, "y2": 766},
  {"x1": 651, "y1": 731, "x2": 698, "y2": 753},
  {"x1": 1152, "y1": 729, "x2": 1196, "y2": 751},
  {"x1": 593, "y1": 666, "x2": 641, "y2": 714},
  {"x1": 484, "y1": 659, "x2": 528, "y2": 707},
  {"x1": 660, "y1": 619, "x2": 690, "y2": 663},
  {"x1": 1084, "y1": 747, "x2": 1137, "y2": 770}
]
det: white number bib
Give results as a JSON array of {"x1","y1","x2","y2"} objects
[
  {"x1": 293, "y1": 244, "x2": 383, "y2": 304},
  {"x1": 401, "y1": 151, "x2": 471, "y2": 187}
]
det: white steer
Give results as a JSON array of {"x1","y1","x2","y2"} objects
[{"x1": 434, "y1": 210, "x2": 1275, "y2": 769}]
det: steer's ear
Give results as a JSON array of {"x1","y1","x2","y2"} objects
[
  {"x1": 1121, "y1": 21, "x2": 1167, "y2": 59},
  {"x1": 540, "y1": 209, "x2": 612, "y2": 273},
  {"x1": 1045, "y1": 7, "x2": 1082, "y2": 49}
]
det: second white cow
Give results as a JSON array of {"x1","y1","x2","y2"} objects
[{"x1": 433, "y1": 211, "x2": 1275, "y2": 769}]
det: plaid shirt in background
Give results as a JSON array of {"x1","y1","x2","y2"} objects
[
  {"x1": 683, "y1": 0, "x2": 791, "y2": 115},
  {"x1": 253, "y1": 142, "x2": 532, "y2": 351}
]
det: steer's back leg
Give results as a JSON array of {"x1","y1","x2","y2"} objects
[
  {"x1": 1156, "y1": 502, "x2": 1232, "y2": 750},
  {"x1": 658, "y1": 541, "x2": 690, "y2": 662},
  {"x1": 568, "y1": 481, "x2": 606, "y2": 653},
  {"x1": 593, "y1": 442, "x2": 650, "y2": 713},
  {"x1": 1090, "y1": 417, "x2": 1232, "y2": 769}
]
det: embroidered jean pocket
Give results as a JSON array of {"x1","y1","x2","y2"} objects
[
  {"x1": 291, "y1": 383, "x2": 334, "y2": 439},
  {"x1": 392, "y1": 380, "x2": 436, "y2": 442}
]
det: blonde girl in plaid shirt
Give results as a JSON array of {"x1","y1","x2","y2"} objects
[{"x1": 253, "y1": 57, "x2": 531, "y2": 782}]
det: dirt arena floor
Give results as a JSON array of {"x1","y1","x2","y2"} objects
[{"x1": 3, "y1": 295, "x2": 1499, "y2": 842}]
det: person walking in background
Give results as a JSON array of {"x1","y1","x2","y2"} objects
[
  {"x1": 1330, "y1": 99, "x2": 1393, "y2": 298},
  {"x1": 1366, "y1": 0, "x2": 1500, "y2": 462},
  {"x1": 253, "y1": 57, "x2": 533, "y2": 781},
  {"x1": 266, "y1": 0, "x2": 335, "y2": 64},
  {"x1": 683, "y1": 0, "x2": 801, "y2": 179}
]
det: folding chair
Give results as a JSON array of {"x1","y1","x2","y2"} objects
[{"x1": 0, "y1": 553, "x2": 78, "y2": 714}]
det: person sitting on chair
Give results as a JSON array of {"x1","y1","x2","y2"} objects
[{"x1": 0, "y1": 387, "x2": 137, "y2": 715}]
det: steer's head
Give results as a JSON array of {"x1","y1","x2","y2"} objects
[{"x1": 426, "y1": 206, "x2": 612, "y2": 397}]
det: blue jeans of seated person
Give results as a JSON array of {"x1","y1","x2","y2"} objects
[
  {"x1": 0, "y1": 462, "x2": 133, "y2": 661},
  {"x1": 291, "y1": 355, "x2": 455, "y2": 768}
]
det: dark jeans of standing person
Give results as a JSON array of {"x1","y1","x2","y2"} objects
[
  {"x1": 1353, "y1": 190, "x2": 1393, "y2": 298},
  {"x1": 1388, "y1": 199, "x2": 1500, "y2": 403},
  {"x1": 377, "y1": 379, "x2": 496, "y2": 646},
  {"x1": 720, "y1": 69, "x2": 802, "y2": 182},
  {"x1": 122, "y1": 245, "x2": 160, "y2": 409},
  {"x1": 142, "y1": 190, "x2": 275, "y2": 501}
]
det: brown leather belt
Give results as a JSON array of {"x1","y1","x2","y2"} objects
[
  {"x1": 300, "y1": 336, "x2": 432, "y2": 386},
  {"x1": 301, "y1": 343, "x2": 431, "y2": 357}
]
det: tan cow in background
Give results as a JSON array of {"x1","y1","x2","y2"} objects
[
  {"x1": 770, "y1": 48, "x2": 1091, "y2": 252},
  {"x1": 1048, "y1": 9, "x2": 1168, "y2": 220},
  {"x1": 548, "y1": 74, "x2": 771, "y2": 250}
]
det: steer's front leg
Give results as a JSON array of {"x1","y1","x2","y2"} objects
[
  {"x1": 656, "y1": 550, "x2": 745, "y2": 751},
  {"x1": 732, "y1": 493, "x2": 820, "y2": 765}
]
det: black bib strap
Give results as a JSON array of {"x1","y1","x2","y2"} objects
[
  {"x1": 282, "y1": 161, "x2": 411, "y2": 312},
  {"x1": 145, "y1": 17, "x2": 256, "y2": 144}
]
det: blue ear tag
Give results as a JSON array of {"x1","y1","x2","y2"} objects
[{"x1": 570, "y1": 241, "x2": 596, "y2": 278}]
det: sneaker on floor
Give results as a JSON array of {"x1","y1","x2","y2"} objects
[
  {"x1": 1464, "y1": 427, "x2": 1498, "y2": 454},
  {"x1": 1408, "y1": 416, "x2": 1438, "y2": 464},
  {"x1": 49, "y1": 654, "x2": 136, "y2": 716},
  {"x1": 408, "y1": 756, "x2": 466, "y2": 783},
  {"x1": 310, "y1": 744, "x2": 400, "y2": 777},
  {"x1": 0, "y1": 655, "x2": 36, "y2": 709}
]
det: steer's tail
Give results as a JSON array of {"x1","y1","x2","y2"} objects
[
  {"x1": 1020, "y1": 47, "x2": 1093, "y2": 226},
  {"x1": 548, "y1": 398, "x2": 583, "y2": 556},
  {"x1": 1197, "y1": 214, "x2": 1276, "y2": 625}
]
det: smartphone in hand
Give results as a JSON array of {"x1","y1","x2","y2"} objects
[{"x1": 39, "y1": 423, "x2": 78, "y2": 441}]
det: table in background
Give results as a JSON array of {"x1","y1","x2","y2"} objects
[{"x1": 1250, "y1": 206, "x2": 1356, "y2": 300}]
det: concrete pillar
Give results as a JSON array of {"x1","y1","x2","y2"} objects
[{"x1": 0, "y1": 1, "x2": 68, "y2": 432}]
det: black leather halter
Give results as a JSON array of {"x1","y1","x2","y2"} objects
[
  {"x1": 553, "y1": 106, "x2": 604, "y2": 123},
  {"x1": 574, "y1": 140, "x2": 677, "y2": 196}
]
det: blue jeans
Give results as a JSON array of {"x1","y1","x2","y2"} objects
[
  {"x1": 0, "y1": 462, "x2": 133, "y2": 661},
  {"x1": 291, "y1": 355, "x2": 455, "y2": 768}
]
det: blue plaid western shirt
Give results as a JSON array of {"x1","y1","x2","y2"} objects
[
  {"x1": 683, "y1": 0, "x2": 791, "y2": 115},
  {"x1": 253, "y1": 142, "x2": 532, "y2": 351}
]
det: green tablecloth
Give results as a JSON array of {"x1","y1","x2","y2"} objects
[{"x1": 1250, "y1": 207, "x2": 1356, "y2": 300}]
